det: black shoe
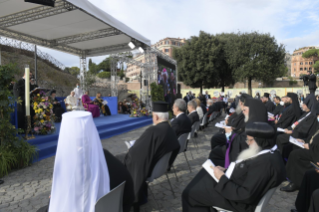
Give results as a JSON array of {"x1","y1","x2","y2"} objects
[
  {"x1": 280, "y1": 182, "x2": 299, "y2": 192},
  {"x1": 291, "y1": 209, "x2": 298, "y2": 212},
  {"x1": 0, "y1": 180, "x2": 4, "y2": 185},
  {"x1": 194, "y1": 132, "x2": 198, "y2": 138}
]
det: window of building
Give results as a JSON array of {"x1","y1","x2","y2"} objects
[
  {"x1": 300, "y1": 62, "x2": 303, "y2": 65},
  {"x1": 300, "y1": 68, "x2": 303, "y2": 71},
  {"x1": 172, "y1": 42, "x2": 176, "y2": 45},
  {"x1": 310, "y1": 62, "x2": 313, "y2": 65},
  {"x1": 309, "y1": 68, "x2": 312, "y2": 71},
  {"x1": 294, "y1": 68, "x2": 296, "y2": 71},
  {"x1": 165, "y1": 41, "x2": 169, "y2": 45},
  {"x1": 165, "y1": 49, "x2": 169, "y2": 52},
  {"x1": 305, "y1": 62, "x2": 308, "y2": 65},
  {"x1": 294, "y1": 63, "x2": 296, "y2": 65},
  {"x1": 305, "y1": 67, "x2": 307, "y2": 70}
]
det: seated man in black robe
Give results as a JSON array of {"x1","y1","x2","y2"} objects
[
  {"x1": 187, "y1": 100, "x2": 199, "y2": 125},
  {"x1": 262, "y1": 92, "x2": 275, "y2": 112},
  {"x1": 124, "y1": 102, "x2": 180, "y2": 211},
  {"x1": 209, "y1": 98, "x2": 267, "y2": 167},
  {"x1": 171, "y1": 99, "x2": 192, "y2": 137},
  {"x1": 182, "y1": 122, "x2": 286, "y2": 212},
  {"x1": 207, "y1": 100, "x2": 225, "y2": 117},
  {"x1": 275, "y1": 92, "x2": 301, "y2": 129},
  {"x1": 49, "y1": 90, "x2": 65, "y2": 122},
  {"x1": 280, "y1": 101, "x2": 319, "y2": 193},
  {"x1": 291, "y1": 167, "x2": 319, "y2": 212},
  {"x1": 276, "y1": 94, "x2": 317, "y2": 156},
  {"x1": 210, "y1": 95, "x2": 249, "y2": 150},
  {"x1": 272, "y1": 96, "x2": 284, "y2": 117}
]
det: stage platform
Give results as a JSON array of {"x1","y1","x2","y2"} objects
[{"x1": 28, "y1": 114, "x2": 152, "y2": 162}]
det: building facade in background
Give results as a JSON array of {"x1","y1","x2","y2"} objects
[
  {"x1": 291, "y1": 46, "x2": 319, "y2": 77},
  {"x1": 126, "y1": 37, "x2": 186, "y2": 80}
]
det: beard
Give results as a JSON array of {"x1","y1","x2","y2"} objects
[
  {"x1": 237, "y1": 141, "x2": 261, "y2": 161},
  {"x1": 235, "y1": 104, "x2": 242, "y2": 115},
  {"x1": 284, "y1": 102, "x2": 291, "y2": 107},
  {"x1": 244, "y1": 114, "x2": 249, "y2": 122}
]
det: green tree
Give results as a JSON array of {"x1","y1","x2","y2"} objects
[
  {"x1": 97, "y1": 72, "x2": 110, "y2": 79},
  {"x1": 225, "y1": 31, "x2": 286, "y2": 95},
  {"x1": 82, "y1": 71, "x2": 96, "y2": 91},
  {"x1": 173, "y1": 31, "x2": 234, "y2": 93},
  {"x1": 302, "y1": 49, "x2": 319, "y2": 73},
  {"x1": 117, "y1": 70, "x2": 125, "y2": 80},
  {"x1": 98, "y1": 58, "x2": 111, "y2": 72}
]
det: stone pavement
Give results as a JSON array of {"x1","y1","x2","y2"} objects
[{"x1": 0, "y1": 115, "x2": 298, "y2": 212}]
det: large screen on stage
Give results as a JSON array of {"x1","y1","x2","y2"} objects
[{"x1": 157, "y1": 57, "x2": 177, "y2": 99}]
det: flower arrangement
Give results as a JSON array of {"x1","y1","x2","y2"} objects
[
  {"x1": 32, "y1": 91, "x2": 55, "y2": 135},
  {"x1": 129, "y1": 96, "x2": 152, "y2": 118}
]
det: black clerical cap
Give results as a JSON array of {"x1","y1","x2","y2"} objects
[
  {"x1": 263, "y1": 93, "x2": 270, "y2": 98},
  {"x1": 245, "y1": 122, "x2": 274, "y2": 139},
  {"x1": 50, "y1": 89, "x2": 56, "y2": 95},
  {"x1": 153, "y1": 101, "x2": 169, "y2": 112}
]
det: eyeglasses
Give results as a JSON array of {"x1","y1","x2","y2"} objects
[{"x1": 246, "y1": 138, "x2": 254, "y2": 145}]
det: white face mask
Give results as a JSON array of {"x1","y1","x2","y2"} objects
[
  {"x1": 280, "y1": 101, "x2": 284, "y2": 106},
  {"x1": 225, "y1": 132, "x2": 232, "y2": 140},
  {"x1": 77, "y1": 85, "x2": 79, "y2": 88}
]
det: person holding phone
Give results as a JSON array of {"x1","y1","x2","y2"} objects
[
  {"x1": 291, "y1": 163, "x2": 319, "y2": 212},
  {"x1": 281, "y1": 102, "x2": 319, "y2": 193}
]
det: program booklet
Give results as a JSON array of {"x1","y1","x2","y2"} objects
[
  {"x1": 202, "y1": 159, "x2": 220, "y2": 182},
  {"x1": 289, "y1": 136, "x2": 305, "y2": 149}
]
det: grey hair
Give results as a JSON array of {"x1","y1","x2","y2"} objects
[
  {"x1": 153, "y1": 112, "x2": 169, "y2": 121},
  {"x1": 207, "y1": 99, "x2": 214, "y2": 105},
  {"x1": 187, "y1": 100, "x2": 197, "y2": 109},
  {"x1": 174, "y1": 98, "x2": 186, "y2": 112}
]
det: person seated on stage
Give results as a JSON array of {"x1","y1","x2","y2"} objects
[
  {"x1": 49, "y1": 90, "x2": 65, "y2": 122},
  {"x1": 272, "y1": 96, "x2": 284, "y2": 117},
  {"x1": 291, "y1": 167, "x2": 319, "y2": 212},
  {"x1": 37, "y1": 112, "x2": 111, "y2": 212},
  {"x1": 275, "y1": 92, "x2": 301, "y2": 129},
  {"x1": 82, "y1": 91, "x2": 100, "y2": 118},
  {"x1": 124, "y1": 102, "x2": 180, "y2": 211},
  {"x1": 276, "y1": 94, "x2": 317, "y2": 156},
  {"x1": 210, "y1": 95, "x2": 250, "y2": 150},
  {"x1": 280, "y1": 101, "x2": 319, "y2": 193},
  {"x1": 73, "y1": 82, "x2": 84, "y2": 100},
  {"x1": 93, "y1": 92, "x2": 111, "y2": 116},
  {"x1": 209, "y1": 98, "x2": 267, "y2": 167},
  {"x1": 171, "y1": 98, "x2": 192, "y2": 137},
  {"x1": 194, "y1": 98, "x2": 204, "y2": 120},
  {"x1": 187, "y1": 100, "x2": 200, "y2": 125},
  {"x1": 182, "y1": 122, "x2": 286, "y2": 212},
  {"x1": 64, "y1": 91, "x2": 77, "y2": 111},
  {"x1": 118, "y1": 101, "x2": 128, "y2": 114},
  {"x1": 262, "y1": 92, "x2": 275, "y2": 112}
]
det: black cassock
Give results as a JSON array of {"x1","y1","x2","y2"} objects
[
  {"x1": 295, "y1": 170, "x2": 319, "y2": 212},
  {"x1": 264, "y1": 100, "x2": 275, "y2": 112},
  {"x1": 276, "y1": 93, "x2": 302, "y2": 129},
  {"x1": 124, "y1": 122, "x2": 180, "y2": 202},
  {"x1": 51, "y1": 97, "x2": 65, "y2": 122},
  {"x1": 286, "y1": 128, "x2": 319, "y2": 188},
  {"x1": 276, "y1": 112, "x2": 317, "y2": 155},
  {"x1": 182, "y1": 151, "x2": 286, "y2": 212},
  {"x1": 272, "y1": 104, "x2": 284, "y2": 116},
  {"x1": 16, "y1": 78, "x2": 27, "y2": 129}
]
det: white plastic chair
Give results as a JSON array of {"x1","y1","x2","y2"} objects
[
  {"x1": 200, "y1": 113, "x2": 208, "y2": 128},
  {"x1": 213, "y1": 187, "x2": 278, "y2": 212},
  {"x1": 95, "y1": 181, "x2": 126, "y2": 212}
]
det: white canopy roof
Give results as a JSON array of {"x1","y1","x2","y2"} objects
[{"x1": 0, "y1": 0, "x2": 151, "y2": 57}]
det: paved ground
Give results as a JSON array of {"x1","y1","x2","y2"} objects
[{"x1": 0, "y1": 115, "x2": 298, "y2": 212}]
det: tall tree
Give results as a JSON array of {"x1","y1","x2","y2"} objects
[
  {"x1": 226, "y1": 32, "x2": 286, "y2": 95},
  {"x1": 64, "y1": 66, "x2": 80, "y2": 77},
  {"x1": 173, "y1": 31, "x2": 233, "y2": 93},
  {"x1": 302, "y1": 49, "x2": 319, "y2": 73}
]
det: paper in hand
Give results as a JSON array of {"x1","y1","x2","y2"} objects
[
  {"x1": 277, "y1": 127, "x2": 285, "y2": 132},
  {"x1": 215, "y1": 122, "x2": 231, "y2": 129},
  {"x1": 202, "y1": 159, "x2": 219, "y2": 182},
  {"x1": 289, "y1": 136, "x2": 305, "y2": 149},
  {"x1": 124, "y1": 140, "x2": 136, "y2": 149}
]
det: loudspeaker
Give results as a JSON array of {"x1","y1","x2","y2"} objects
[
  {"x1": 25, "y1": 0, "x2": 55, "y2": 7},
  {"x1": 144, "y1": 80, "x2": 148, "y2": 86}
]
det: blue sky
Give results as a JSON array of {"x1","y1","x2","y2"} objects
[{"x1": 39, "y1": 0, "x2": 319, "y2": 68}]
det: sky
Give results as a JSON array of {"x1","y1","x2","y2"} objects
[{"x1": 38, "y1": 0, "x2": 319, "y2": 68}]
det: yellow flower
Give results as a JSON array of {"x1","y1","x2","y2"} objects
[
  {"x1": 35, "y1": 110, "x2": 38, "y2": 113},
  {"x1": 43, "y1": 114, "x2": 46, "y2": 117},
  {"x1": 34, "y1": 102, "x2": 38, "y2": 106},
  {"x1": 37, "y1": 94, "x2": 40, "y2": 96},
  {"x1": 40, "y1": 120, "x2": 44, "y2": 123}
]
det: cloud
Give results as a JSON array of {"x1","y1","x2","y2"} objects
[{"x1": 38, "y1": 0, "x2": 319, "y2": 67}]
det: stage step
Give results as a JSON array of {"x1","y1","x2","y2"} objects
[{"x1": 33, "y1": 116, "x2": 152, "y2": 162}]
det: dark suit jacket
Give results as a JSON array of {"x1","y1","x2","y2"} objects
[
  {"x1": 207, "y1": 102, "x2": 225, "y2": 116},
  {"x1": 309, "y1": 74, "x2": 317, "y2": 90},
  {"x1": 188, "y1": 111, "x2": 200, "y2": 125},
  {"x1": 272, "y1": 104, "x2": 284, "y2": 116},
  {"x1": 171, "y1": 113, "x2": 192, "y2": 137}
]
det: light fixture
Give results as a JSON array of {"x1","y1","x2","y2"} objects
[
  {"x1": 128, "y1": 42, "x2": 135, "y2": 49},
  {"x1": 138, "y1": 47, "x2": 144, "y2": 53}
]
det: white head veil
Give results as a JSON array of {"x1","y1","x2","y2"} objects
[{"x1": 49, "y1": 111, "x2": 110, "y2": 212}]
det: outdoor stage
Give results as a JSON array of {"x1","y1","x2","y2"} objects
[{"x1": 28, "y1": 114, "x2": 152, "y2": 162}]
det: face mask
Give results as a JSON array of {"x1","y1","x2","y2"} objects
[
  {"x1": 280, "y1": 101, "x2": 284, "y2": 106},
  {"x1": 225, "y1": 132, "x2": 232, "y2": 140},
  {"x1": 317, "y1": 117, "x2": 319, "y2": 122},
  {"x1": 77, "y1": 85, "x2": 79, "y2": 88}
]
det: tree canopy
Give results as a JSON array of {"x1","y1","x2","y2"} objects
[{"x1": 302, "y1": 49, "x2": 319, "y2": 73}]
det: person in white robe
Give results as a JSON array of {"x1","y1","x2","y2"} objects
[
  {"x1": 48, "y1": 111, "x2": 110, "y2": 212},
  {"x1": 64, "y1": 91, "x2": 77, "y2": 111},
  {"x1": 73, "y1": 83, "x2": 84, "y2": 100}
]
